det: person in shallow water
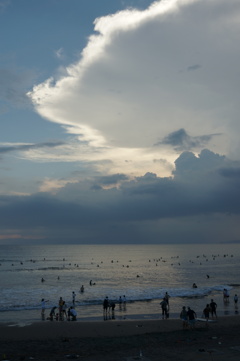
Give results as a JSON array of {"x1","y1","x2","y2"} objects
[
  {"x1": 103, "y1": 296, "x2": 109, "y2": 316},
  {"x1": 160, "y1": 298, "x2": 169, "y2": 319},
  {"x1": 210, "y1": 299, "x2": 217, "y2": 318}
]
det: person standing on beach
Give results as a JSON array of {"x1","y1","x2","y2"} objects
[
  {"x1": 103, "y1": 296, "x2": 109, "y2": 318},
  {"x1": 223, "y1": 288, "x2": 230, "y2": 302},
  {"x1": 119, "y1": 296, "x2": 122, "y2": 310},
  {"x1": 180, "y1": 306, "x2": 188, "y2": 329},
  {"x1": 187, "y1": 307, "x2": 197, "y2": 329},
  {"x1": 210, "y1": 299, "x2": 217, "y2": 318},
  {"x1": 41, "y1": 298, "x2": 49, "y2": 317},
  {"x1": 234, "y1": 294, "x2": 238, "y2": 308},
  {"x1": 58, "y1": 297, "x2": 64, "y2": 318},
  {"x1": 164, "y1": 292, "x2": 170, "y2": 307},
  {"x1": 110, "y1": 301, "x2": 116, "y2": 318},
  {"x1": 72, "y1": 291, "x2": 76, "y2": 306},
  {"x1": 203, "y1": 304, "x2": 211, "y2": 327},
  {"x1": 160, "y1": 298, "x2": 168, "y2": 319}
]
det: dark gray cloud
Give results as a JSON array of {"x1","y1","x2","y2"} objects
[
  {"x1": 0, "y1": 141, "x2": 65, "y2": 154},
  {"x1": 218, "y1": 166, "x2": 240, "y2": 179},
  {"x1": 91, "y1": 173, "x2": 129, "y2": 190},
  {"x1": 0, "y1": 149, "x2": 240, "y2": 244},
  {"x1": 157, "y1": 128, "x2": 220, "y2": 151},
  {"x1": 187, "y1": 64, "x2": 201, "y2": 71}
]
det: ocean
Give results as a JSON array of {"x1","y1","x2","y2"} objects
[{"x1": 0, "y1": 243, "x2": 239, "y2": 325}]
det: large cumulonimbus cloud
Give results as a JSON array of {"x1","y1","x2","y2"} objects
[{"x1": 27, "y1": 0, "x2": 240, "y2": 178}]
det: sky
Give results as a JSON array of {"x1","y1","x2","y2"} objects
[{"x1": 0, "y1": 0, "x2": 240, "y2": 245}]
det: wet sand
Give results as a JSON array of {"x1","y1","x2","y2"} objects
[{"x1": 1, "y1": 316, "x2": 240, "y2": 360}]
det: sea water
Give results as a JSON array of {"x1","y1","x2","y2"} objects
[{"x1": 0, "y1": 243, "x2": 239, "y2": 324}]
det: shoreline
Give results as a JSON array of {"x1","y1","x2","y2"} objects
[{"x1": 1, "y1": 291, "x2": 239, "y2": 326}]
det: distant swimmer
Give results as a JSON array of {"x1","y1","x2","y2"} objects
[
  {"x1": 206, "y1": 274, "x2": 210, "y2": 278},
  {"x1": 80, "y1": 285, "x2": 84, "y2": 293},
  {"x1": 192, "y1": 283, "x2": 197, "y2": 288},
  {"x1": 41, "y1": 278, "x2": 45, "y2": 282}
]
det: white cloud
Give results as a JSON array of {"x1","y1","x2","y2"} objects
[{"x1": 27, "y1": 0, "x2": 240, "y2": 177}]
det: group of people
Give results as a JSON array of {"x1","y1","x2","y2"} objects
[
  {"x1": 223, "y1": 289, "x2": 238, "y2": 308},
  {"x1": 179, "y1": 299, "x2": 217, "y2": 330},
  {"x1": 103, "y1": 295, "x2": 127, "y2": 319},
  {"x1": 41, "y1": 287, "x2": 238, "y2": 323},
  {"x1": 103, "y1": 297, "x2": 116, "y2": 314},
  {"x1": 180, "y1": 307, "x2": 197, "y2": 329},
  {"x1": 159, "y1": 293, "x2": 218, "y2": 327},
  {"x1": 179, "y1": 293, "x2": 239, "y2": 330},
  {"x1": 118, "y1": 295, "x2": 127, "y2": 308},
  {"x1": 41, "y1": 294, "x2": 78, "y2": 321}
]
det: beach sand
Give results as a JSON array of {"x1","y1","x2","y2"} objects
[{"x1": 1, "y1": 316, "x2": 240, "y2": 360}]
